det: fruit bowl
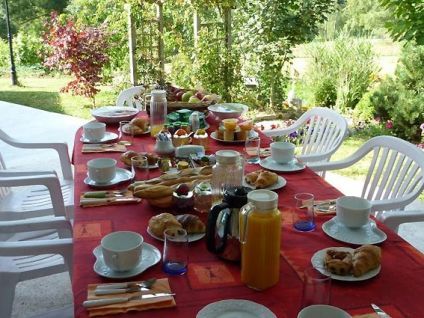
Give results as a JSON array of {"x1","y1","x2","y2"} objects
[{"x1": 208, "y1": 103, "x2": 248, "y2": 120}]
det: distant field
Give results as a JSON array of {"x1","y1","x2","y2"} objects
[{"x1": 292, "y1": 38, "x2": 401, "y2": 77}]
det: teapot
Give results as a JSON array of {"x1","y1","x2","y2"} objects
[{"x1": 205, "y1": 186, "x2": 251, "y2": 261}]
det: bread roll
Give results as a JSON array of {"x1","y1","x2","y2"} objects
[
  {"x1": 352, "y1": 245, "x2": 381, "y2": 277},
  {"x1": 148, "y1": 213, "x2": 182, "y2": 238},
  {"x1": 176, "y1": 214, "x2": 206, "y2": 234},
  {"x1": 245, "y1": 170, "x2": 261, "y2": 185},
  {"x1": 130, "y1": 117, "x2": 149, "y2": 131}
]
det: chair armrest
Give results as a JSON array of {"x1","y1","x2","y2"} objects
[
  {"x1": 0, "y1": 173, "x2": 66, "y2": 217},
  {"x1": 0, "y1": 217, "x2": 72, "y2": 235},
  {"x1": 0, "y1": 169, "x2": 57, "y2": 177},
  {"x1": 0, "y1": 238, "x2": 73, "y2": 257},
  {"x1": 0, "y1": 129, "x2": 72, "y2": 180},
  {"x1": 378, "y1": 210, "x2": 424, "y2": 233}
]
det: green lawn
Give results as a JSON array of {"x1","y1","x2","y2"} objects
[{"x1": 0, "y1": 75, "x2": 116, "y2": 119}]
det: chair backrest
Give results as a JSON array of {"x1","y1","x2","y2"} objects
[
  {"x1": 264, "y1": 107, "x2": 348, "y2": 163},
  {"x1": 116, "y1": 86, "x2": 145, "y2": 110},
  {"x1": 351, "y1": 136, "x2": 424, "y2": 210}
]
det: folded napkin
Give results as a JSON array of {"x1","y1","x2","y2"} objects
[
  {"x1": 80, "y1": 191, "x2": 141, "y2": 207},
  {"x1": 313, "y1": 199, "x2": 337, "y2": 216},
  {"x1": 86, "y1": 278, "x2": 176, "y2": 317},
  {"x1": 82, "y1": 143, "x2": 127, "y2": 153}
]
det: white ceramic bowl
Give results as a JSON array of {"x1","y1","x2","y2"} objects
[
  {"x1": 91, "y1": 106, "x2": 139, "y2": 124},
  {"x1": 208, "y1": 103, "x2": 248, "y2": 119},
  {"x1": 297, "y1": 305, "x2": 351, "y2": 318}
]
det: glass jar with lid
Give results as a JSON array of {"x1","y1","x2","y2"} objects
[
  {"x1": 149, "y1": 89, "x2": 167, "y2": 137},
  {"x1": 210, "y1": 150, "x2": 244, "y2": 204},
  {"x1": 194, "y1": 181, "x2": 213, "y2": 213}
]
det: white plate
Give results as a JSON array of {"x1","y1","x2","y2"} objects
[
  {"x1": 80, "y1": 132, "x2": 118, "y2": 144},
  {"x1": 84, "y1": 168, "x2": 132, "y2": 187},
  {"x1": 210, "y1": 131, "x2": 258, "y2": 144},
  {"x1": 91, "y1": 106, "x2": 139, "y2": 124},
  {"x1": 93, "y1": 243, "x2": 160, "y2": 279},
  {"x1": 243, "y1": 175, "x2": 287, "y2": 191},
  {"x1": 298, "y1": 305, "x2": 351, "y2": 318},
  {"x1": 322, "y1": 217, "x2": 387, "y2": 245},
  {"x1": 311, "y1": 246, "x2": 381, "y2": 281},
  {"x1": 197, "y1": 299, "x2": 276, "y2": 318},
  {"x1": 260, "y1": 157, "x2": 306, "y2": 172},
  {"x1": 147, "y1": 227, "x2": 205, "y2": 243}
]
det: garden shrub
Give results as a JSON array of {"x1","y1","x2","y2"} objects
[
  {"x1": 353, "y1": 89, "x2": 377, "y2": 123},
  {"x1": 304, "y1": 35, "x2": 378, "y2": 113},
  {"x1": 369, "y1": 43, "x2": 424, "y2": 142}
]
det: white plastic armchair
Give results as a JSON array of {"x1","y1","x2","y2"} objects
[
  {"x1": 0, "y1": 216, "x2": 73, "y2": 318},
  {"x1": 262, "y1": 107, "x2": 348, "y2": 165},
  {"x1": 310, "y1": 136, "x2": 424, "y2": 232},
  {"x1": 0, "y1": 128, "x2": 73, "y2": 221},
  {"x1": 116, "y1": 85, "x2": 146, "y2": 110}
]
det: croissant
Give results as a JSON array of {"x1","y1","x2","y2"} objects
[
  {"x1": 176, "y1": 214, "x2": 206, "y2": 234},
  {"x1": 352, "y1": 245, "x2": 381, "y2": 277},
  {"x1": 148, "y1": 213, "x2": 182, "y2": 238},
  {"x1": 245, "y1": 170, "x2": 261, "y2": 185},
  {"x1": 255, "y1": 171, "x2": 278, "y2": 188}
]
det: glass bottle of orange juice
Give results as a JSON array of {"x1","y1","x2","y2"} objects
[
  {"x1": 149, "y1": 90, "x2": 167, "y2": 137},
  {"x1": 239, "y1": 190, "x2": 281, "y2": 290}
]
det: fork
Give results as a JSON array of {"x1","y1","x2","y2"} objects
[{"x1": 94, "y1": 278, "x2": 156, "y2": 295}]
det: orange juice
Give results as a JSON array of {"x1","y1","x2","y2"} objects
[
  {"x1": 151, "y1": 124, "x2": 164, "y2": 137},
  {"x1": 240, "y1": 190, "x2": 281, "y2": 290},
  {"x1": 222, "y1": 118, "x2": 238, "y2": 131}
]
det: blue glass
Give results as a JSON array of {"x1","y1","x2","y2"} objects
[
  {"x1": 163, "y1": 261, "x2": 187, "y2": 275},
  {"x1": 294, "y1": 220, "x2": 316, "y2": 232}
]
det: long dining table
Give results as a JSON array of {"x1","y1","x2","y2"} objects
[{"x1": 72, "y1": 115, "x2": 424, "y2": 318}]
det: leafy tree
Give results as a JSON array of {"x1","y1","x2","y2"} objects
[
  {"x1": 43, "y1": 12, "x2": 109, "y2": 105},
  {"x1": 379, "y1": 0, "x2": 424, "y2": 44},
  {"x1": 239, "y1": 0, "x2": 336, "y2": 107},
  {"x1": 0, "y1": 0, "x2": 68, "y2": 39}
]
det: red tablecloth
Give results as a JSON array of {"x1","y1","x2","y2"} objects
[{"x1": 72, "y1": 117, "x2": 424, "y2": 318}]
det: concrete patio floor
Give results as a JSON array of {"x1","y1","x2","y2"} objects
[{"x1": 0, "y1": 101, "x2": 423, "y2": 318}]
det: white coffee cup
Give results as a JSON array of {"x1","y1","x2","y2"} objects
[
  {"x1": 83, "y1": 121, "x2": 106, "y2": 142},
  {"x1": 87, "y1": 158, "x2": 117, "y2": 184},
  {"x1": 101, "y1": 231, "x2": 143, "y2": 272},
  {"x1": 336, "y1": 196, "x2": 372, "y2": 228},
  {"x1": 270, "y1": 141, "x2": 295, "y2": 164}
]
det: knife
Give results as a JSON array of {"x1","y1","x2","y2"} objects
[
  {"x1": 82, "y1": 293, "x2": 175, "y2": 308},
  {"x1": 371, "y1": 304, "x2": 391, "y2": 318}
]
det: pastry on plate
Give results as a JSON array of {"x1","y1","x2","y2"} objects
[
  {"x1": 324, "y1": 249, "x2": 353, "y2": 276},
  {"x1": 148, "y1": 213, "x2": 182, "y2": 238},
  {"x1": 175, "y1": 214, "x2": 206, "y2": 234},
  {"x1": 120, "y1": 150, "x2": 139, "y2": 166},
  {"x1": 245, "y1": 170, "x2": 278, "y2": 188},
  {"x1": 352, "y1": 245, "x2": 381, "y2": 277}
]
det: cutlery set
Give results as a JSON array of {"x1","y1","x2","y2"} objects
[
  {"x1": 80, "y1": 190, "x2": 141, "y2": 207},
  {"x1": 83, "y1": 278, "x2": 175, "y2": 308}
]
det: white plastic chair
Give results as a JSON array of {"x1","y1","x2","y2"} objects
[
  {"x1": 262, "y1": 107, "x2": 349, "y2": 165},
  {"x1": 0, "y1": 129, "x2": 73, "y2": 221},
  {"x1": 310, "y1": 135, "x2": 424, "y2": 232},
  {"x1": 0, "y1": 216, "x2": 73, "y2": 318},
  {"x1": 116, "y1": 85, "x2": 145, "y2": 110}
]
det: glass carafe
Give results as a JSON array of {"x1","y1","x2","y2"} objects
[
  {"x1": 239, "y1": 190, "x2": 281, "y2": 290},
  {"x1": 149, "y1": 90, "x2": 167, "y2": 137}
]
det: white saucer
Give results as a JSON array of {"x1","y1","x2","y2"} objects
[
  {"x1": 147, "y1": 227, "x2": 205, "y2": 243},
  {"x1": 197, "y1": 299, "x2": 276, "y2": 318},
  {"x1": 210, "y1": 131, "x2": 259, "y2": 144},
  {"x1": 260, "y1": 157, "x2": 306, "y2": 172},
  {"x1": 311, "y1": 246, "x2": 381, "y2": 281},
  {"x1": 84, "y1": 168, "x2": 132, "y2": 187},
  {"x1": 243, "y1": 175, "x2": 287, "y2": 191},
  {"x1": 80, "y1": 132, "x2": 118, "y2": 144},
  {"x1": 322, "y1": 217, "x2": 387, "y2": 245},
  {"x1": 93, "y1": 243, "x2": 161, "y2": 279}
]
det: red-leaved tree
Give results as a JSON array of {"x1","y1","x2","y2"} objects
[{"x1": 43, "y1": 12, "x2": 109, "y2": 105}]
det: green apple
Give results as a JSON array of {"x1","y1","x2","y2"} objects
[
  {"x1": 188, "y1": 96, "x2": 201, "y2": 103},
  {"x1": 182, "y1": 91, "x2": 193, "y2": 102}
]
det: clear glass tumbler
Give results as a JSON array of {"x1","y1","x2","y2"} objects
[
  {"x1": 244, "y1": 135, "x2": 261, "y2": 164},
  {"x1": 130, "y1": 155, "x2": 149, "y2": 181},
  {"x1": 118, "y1": 120, "x2": 134, "y2": 146},
  {"x1": 162, "y1": 228, "x2": 188, "y2": 275},
  {"x1": 300, "y1": 267, "x2": 331, "y2": 309},
  {"x1": 293, "y1": 193, "x2": 316, "y2": 231}
]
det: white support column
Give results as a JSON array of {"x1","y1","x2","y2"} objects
[{"x1": 125, "y1": 4, "x2": 137, "y2": 86}]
